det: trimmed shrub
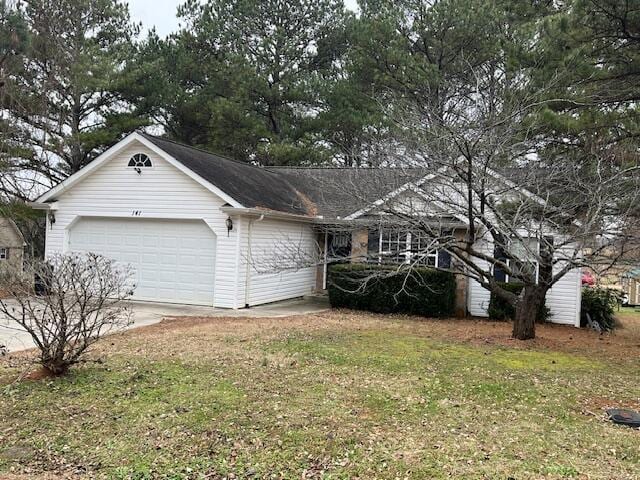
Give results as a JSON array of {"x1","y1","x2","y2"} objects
[
  {"x1": 327, "y1": 264, "x2": 456, "y2": 318},
  {"x1": 488, "y1": 282, "x2": 551, "y2": 323},
  {"x1": 580, "y1": 287, "x2": 618, "y2": 331}
]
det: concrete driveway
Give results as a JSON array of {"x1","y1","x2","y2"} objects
[{"x1": 0, "y1": 297, "x2": 329, "y2": 354}]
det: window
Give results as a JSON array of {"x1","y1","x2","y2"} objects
[
  {"x1": 328, "y1": 232, "x2": 351, "y2": 261},
  {"x1": 410, "y1": 232, "x2": 438, "y2": 266},
  {"x1": 494, "y1": 238, "x2": 540, "y2": 283},
  {"x1": 0, "y1": 247, "x2": 7, "y2": 260},
  {"x1": 367, "y1": 228, "x2": 451, "y2": 268},
  {"x1": 128, "y1": 153, "x2": 152, "y2": 168},
  {"x1": 380, "y1": 229, "x2": 407, "y2": 264}
]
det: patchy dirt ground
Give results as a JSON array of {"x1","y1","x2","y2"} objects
[
  {"x1": 108, "y1": 308, "x2": 640, "y2": 362},
  {"x1": 1, "y1": 310, "x2": 639, "y2": 479}
]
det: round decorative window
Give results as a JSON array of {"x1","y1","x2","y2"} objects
[{"x1": 128, "y1": 153, "x2": 152, "y2": 168}]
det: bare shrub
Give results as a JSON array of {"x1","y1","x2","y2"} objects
[{"x1": 0, "y1": 253, "x2": 134, "y2": 375}]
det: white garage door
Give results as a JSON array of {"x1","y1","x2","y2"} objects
[{"x1": 69, "y1": 218, "x2": 216, "y2": 305}]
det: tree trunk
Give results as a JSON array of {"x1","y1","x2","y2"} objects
[
  {"x1": 42, "y1": 359, "x2": 69, "y2": 376},
  {"x1": 512, "y1": 285, "x2": 546, "y2": 340}
]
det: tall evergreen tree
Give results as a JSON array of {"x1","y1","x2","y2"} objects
[
  {"x1": 135, "y1": 0, "x2": 352, "y2": 165},
  {"x1": 537, "y1": 0, "x2": 640, "y2": 154},
  {"x1": 0, "y1": 0, "x2": 30, "y2": 199},
  {"x1": 5, "y1": 0, "x2": 145, "y2": 188}
]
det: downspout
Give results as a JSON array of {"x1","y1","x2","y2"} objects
[
  {"x1": 322, "y1": 230, "x2": 328, "y2": 290},
  {"x1": 244, "y1": 214, "x2": 265, "y2": 308}
]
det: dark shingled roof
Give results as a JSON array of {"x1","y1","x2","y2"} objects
[
  {"x1": 141, "y1": 133, "x2": 314, "y2": 216},
  {"x1": 142, "y1": 133, "x2": 426, "y2": 219},
  {"x1": 267, "y1": 167, "x2": 426, "y2": 218}
]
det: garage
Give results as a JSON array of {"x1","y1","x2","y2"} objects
[{"x1": 69, "y1": 218, "x2": 217, "y2": 305}]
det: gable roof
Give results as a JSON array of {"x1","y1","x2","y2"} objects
[
  {"x1": 33, "y1": 132, "x2": 565, "y2": 224},
  {"x1": 139, "y1": 134, "x2": 318, "y2": 216},
  {"x1": 34, "y1": 132, "x2": 552, "y2": 222},
  {"x1": 266, "y1": 167, "x2": 426, "y2": 219},
  {"x1": 34, "y1": 132, "x2": 426, "y2": 219},
  {"x1": 0, "y1": 216, "x2": 26, "y2": 246},
  {"x1": 141, "y1": 135, "x2": 431, "y2": 219}
]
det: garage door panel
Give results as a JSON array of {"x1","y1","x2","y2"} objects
[
  {"x1": 69, "y1": 218, "x2": 216, "y2": 305},
  {"x1": 124, "y1": 235, "x2": 140, "y2": 246},
  {"x1": 121, "y1": 253, "x2": 139, "y2": 264},
  {"x1": 143, "y1": 236, "x2": 158, "y2": 247}
]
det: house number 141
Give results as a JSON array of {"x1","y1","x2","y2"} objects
[{"x1": 131, "y1": 210, "x2": 143, "y2": 216}]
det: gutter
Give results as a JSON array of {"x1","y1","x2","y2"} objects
[
  {"x1": 27, "y1": 202, "x2": 58, "y2": 211},
  {"x1": 220, "y1": 206, "x2": 322, "y2": 224}
]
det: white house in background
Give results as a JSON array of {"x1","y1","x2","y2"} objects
[{"x1": 31, "y1": 132, "x2": 581, "y2": 326}]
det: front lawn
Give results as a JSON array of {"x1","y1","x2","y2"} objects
[{"x1": 1, "y1": 312, "x2": 639, "y2": 479}]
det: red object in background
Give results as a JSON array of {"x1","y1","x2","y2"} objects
[{"x1": 582, "y1": 271, "x2": 596, "y2": 286}]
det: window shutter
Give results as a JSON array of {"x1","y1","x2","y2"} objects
[
  {"x1": 367, "y1": 229, "x2": 379, "y2": 262},
  {"x1": 493, "y1": 245, "x2": 507, "y2": 282},
  {"x1": 438, "y1": 250, "x2": 451, "y2": 269}
]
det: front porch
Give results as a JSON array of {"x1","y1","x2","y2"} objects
[{"x1": 313, "y1": 223, "x2": 469, "y2": 318}]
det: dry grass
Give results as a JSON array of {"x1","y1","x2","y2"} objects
[{"x1": 0, "y1": 310, "x2": 639, "y2": 479}]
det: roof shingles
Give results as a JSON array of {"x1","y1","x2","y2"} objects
[
  {"x1": 142, "y1": 133, "x2": 424, "y2": 219},
  {"x1": 142, "y1": 133, "x2": 313, "y2": 216}
]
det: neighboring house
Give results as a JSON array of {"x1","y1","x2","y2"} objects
[
  {"x1": 0, "y1": 217, "x2": 25, "y2": 271},
  {"x1": 621, "y1": 269, "x2": 640, "y2": 306},
  {"x1": 31, "y1": 132, "x2": 581, "y2": 326}
]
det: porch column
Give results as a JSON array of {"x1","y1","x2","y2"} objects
[{"x1": 315, "y1": 231, "x2": 328, "y2": 292}]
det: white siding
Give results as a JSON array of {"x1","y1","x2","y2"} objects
[
  {"x1": 467, "y1": 237, "x2": 582, "y2": 326},
  {"x1": 44, "y1": 140, "x2": 241, "y2": 308},
  {"x1": 467, "y1": 237, "x2": 493, "y2": 317},
  {"x1": 242, "y1": 218, "x2": 317, "y2": 306},
  {"x1": 546, "y1": 265, "x2": 582, "y2": 326}
]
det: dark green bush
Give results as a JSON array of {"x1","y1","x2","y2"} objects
[
  {"x1": 581, "y1": 287, "x2": 618, "y2": 331},
  {"x1": 327, "y1": 264, "x2": 456, "y2": 318},
  {"x1": 488, "y1": 282, "x2": 551, "y2": 323}
]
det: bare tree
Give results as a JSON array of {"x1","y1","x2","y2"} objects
[
  {"x1": 343, "y1": 63, "x2": 640, "y2": 340},
  {"x1": 0, "y1": 253, "x2": 134, "y2": 374},
  {"x1": 262, "y1": 60, "x2": 638, "y2": 341}
]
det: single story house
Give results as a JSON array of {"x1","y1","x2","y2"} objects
[
  {"x1": 31, "y1": 132, "x2": 582, "y2": 326},
  {"x1": 0, "y1": 216, "x2": 25, "y2": 271}
]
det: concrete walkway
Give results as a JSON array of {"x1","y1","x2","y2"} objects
[{"x1": 0, "y1": 297, "x2": 329, "y2": 354}]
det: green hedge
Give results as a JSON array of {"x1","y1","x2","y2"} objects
[
  {"x1": 327, "y1": 264, "x2": 456, "y2": 317},
  {"x1": 488, "y1": 282, "x2": 550, "y2": 322},
  {"x1": 580, "y1": 287, "x2": 618, "y2": 331}
]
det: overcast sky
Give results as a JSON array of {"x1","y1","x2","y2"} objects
[{"x1": 129, "y1": 0, "x2": 360, "y2": 37}]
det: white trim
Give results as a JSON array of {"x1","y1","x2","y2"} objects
[
  {"x1": 64, "y1": 211, "x2": 220, "y2": 221},
  {"x1": 504, "y1": 259, "x2": 540, "y2": 284},
  {"x1": 485, "y1": 167, "x2": 583, "y2": 228},
  {"x1": 344, "y1": 165, "x2": 571, "y2": 226},
  {"x1": 233, "y1": 216, "x2": 243, "y2": 309},
  {"x1": 244, "y1": 214, "x2": 265, "y2": 307},
  {"x1": 344, "y1": 171, "x2": 443, "y2": 220},
  {"x1": 576, "y1": 268, "x2": 583, "y2": 327},
  {"x1": 220, "y1": 206, "x2": 320, "y2": 223},
  {"x1": 484, "y1": 167, "x2": 547, "y2": 206},
  {"x1": 412, "y1": 190, "x2": 470, "y2": 225},
  {"x1": 34, "y1": 133, "x2": 244, "y2": 209},
  {"x1": 28, "y1": 201, "x2": 58, "y2": 211},
  {"x1": 61, "y1": 213, "x2": 220, "y2": 255}
]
